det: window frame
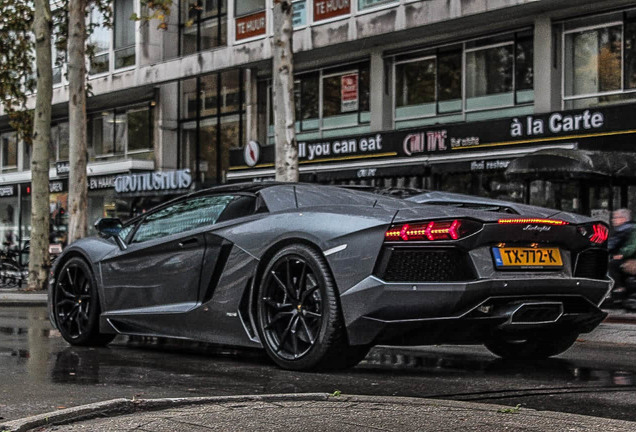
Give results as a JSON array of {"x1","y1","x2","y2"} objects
[
  {"x1": 179, "y1": 0, "x2": 228, "y2": 55},
  {"x1": 561, "y1": 19, "x2": 632, "y2": 105},
  {"x1": 87, "y1": 0, "x2": 138, "y2": 78},
  {"x1": 265, "y1": 61, "x2": 371, "y2": 143},
  {"x1": 390, "y1": 30, "x2": 533, "y2": 128}
]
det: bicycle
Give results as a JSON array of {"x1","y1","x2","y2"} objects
[{"x1": 0, "y1": 241, "x2": 28, "y2": 289}]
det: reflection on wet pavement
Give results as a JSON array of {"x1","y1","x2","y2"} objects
[{"x1": 2, "y1": 306, "x2": 636, "y2": 422}]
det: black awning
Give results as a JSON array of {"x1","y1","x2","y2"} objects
[{"x1": 505, "y1": 149, "x2": 636, "y2": 180}]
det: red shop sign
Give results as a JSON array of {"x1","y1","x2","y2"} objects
[
  {"x1": 314, "y1": 0, "x2": 350, "y2": 22},
  {"x1": 341, "y1": 73, "x2": 358, "y2": 112},
  {"x1": 236, "y1": 11, "x2": 266, "y2": 41}
]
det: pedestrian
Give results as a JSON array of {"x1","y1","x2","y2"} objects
[
  {"x1": 616, "y1": 225, "x2": 636, "y2": 310},
  {"x1": 606, "y1": 209, "x2": 636, "y2": 307}
]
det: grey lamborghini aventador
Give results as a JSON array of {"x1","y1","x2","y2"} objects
[{"x1": 48, "y1": 183, "x2": 611, "y2": 370}]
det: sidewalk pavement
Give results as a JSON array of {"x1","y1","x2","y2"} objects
[{"x1": 2, "y1": 393, "x2": 635, "y2": 432}]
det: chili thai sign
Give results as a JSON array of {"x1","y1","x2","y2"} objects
[{"x1": 229, "y1": 104, "x2": 636, "y2": 170}]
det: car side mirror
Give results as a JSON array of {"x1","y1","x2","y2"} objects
[{"x1": 94, "y1": 218, "x2": 127, "y2": 250}]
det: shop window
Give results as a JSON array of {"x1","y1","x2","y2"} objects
[
  {"x1": 235, "y1": 0, "x2": 264, "y2": 17},
  {"x1": 88, "y1": 0, "x2": 136, "y2": 75},
  {"x1": 265, "y1": 62, "x2": 370, "y2": 143},
  {"x1": 393, "y1": 31, "x2": 533, "y2": 128},
  {"x1": 179, "y1": 70, "x2": 245, "y2": 185},
  {"x1": 292, "y1": 0, "x2": 307, "y2": 27},
  {"x1": 563, "y1": 12, "x2": 636, "y2": 109},
  {"x1": 88, "y1": 104, "x2": 154, "y2": 161},
  {"x1": 181, "y1": 0, "x2": 227, "y2": 55},
  {"x1": 114, "y1": 0, "x2": 136, "y2": 68},
  {"x1": 52, "y1": 18, "x2": 64, "y2": 85},
  {"x1": 88, "y1": 6, "x2": 110, "y2": 74},
  {"x1": 466, "y1": 44, "x2": 513, "y2": 110},
  {"x1": 358, "y1": 0, "x2": 398, "y2": 11},
  {"x1": 0, "y1": 132, "x2": 18, "y2": 173}
]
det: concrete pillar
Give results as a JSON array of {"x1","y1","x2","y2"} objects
[
  {"x1": 157, "y1": 83, "x2": 179, "y2": 169},
  {"x1": 370, "y1": 50, "x2": 391, "y2": 132},
  {"x1": 534, "y1": 15, "x2": 559, "y2": 114}
]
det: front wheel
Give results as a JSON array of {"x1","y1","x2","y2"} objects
[
  {"x1": 53, "y1": 257, "x2": 115, "y2": 347},
  {"x1": 484, "y1": 332, "x2": 579, "y2": 360},
  {"x1": 256, "y1": 244, "x2": 368, "y2": 370}
]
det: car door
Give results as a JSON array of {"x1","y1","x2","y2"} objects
[{"x1": 99, "y1": 194, "x2": 237, "y2": 313}]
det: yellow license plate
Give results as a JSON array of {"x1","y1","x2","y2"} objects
[{"x1": 492, "y1": 247, "x2": 563, "y2": 268}]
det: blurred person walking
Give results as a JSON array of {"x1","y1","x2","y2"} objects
[{"x1": 608, "y1": 209, "x2": 636, "y2": 308}]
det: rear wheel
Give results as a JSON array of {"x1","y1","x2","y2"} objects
[
  {"x1": 484, "y1": 332, "x2": 579, "y2": 360},
  {"x1": 54, "y1": 257, "x2": 115, "y2": 346},
  {"x1": 256, "y1": 244, "x2": 369, "y2": 370}
]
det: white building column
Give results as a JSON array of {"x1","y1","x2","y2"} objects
[
  {"x1": 157, "y1": 83, "x2": 179, "y2": 169},
  {"x1": 370, "y1": 50, "x2": 391, "y2": 132},
  {"x1": 534, "y1": 15, "x2": 559, "y2": 114}
]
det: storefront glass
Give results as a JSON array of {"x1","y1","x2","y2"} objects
[
  {"x1": 235, "y1": 0, "x2": 264, "y2": 16},
  {"x1": 0, "y1": 196, "x2": 19, "y2": 247},
  {"x1": 181, "y1": 0, "x2": 227, "y2": 55},
  {"x1": 392, "y1": 31, "x2": 533, "y2": 128},
  {"x1": 87, "y1": 104, "x2": 154, "y2": 161},
  {"x1": 0, "y1": 132, "x2": 18, "y2": 173},
  {"x1": 179, "y1": 70, "x2": 245, "y2": 185},
  {"x1": 563, "y1": 11, "x2": 636, "y2": 109},
  {"x1": 264, "y1": 62, "x2": 370, "y2": 144}
]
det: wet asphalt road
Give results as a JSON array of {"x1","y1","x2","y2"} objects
[{"x1": 2, "y1": 306, "x2": 636, "y2": 423}]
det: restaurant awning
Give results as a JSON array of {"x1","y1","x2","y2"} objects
[{"x1": 505, "y1": 149, "x2": 636, "y2": 180}]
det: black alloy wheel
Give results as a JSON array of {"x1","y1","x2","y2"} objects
[
  {"x1": 257, "y1": 244, "x2": 369, "y2": 371},
  {"x1": 54, "y1": 257, "x2": 115, "y2": 346},
  {"x1": 261, "y1": 254, "x2": 323, "y2": 360}
]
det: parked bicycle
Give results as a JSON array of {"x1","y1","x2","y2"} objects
[{"x1": 0, "y1": 241, "x2": 29, "y2": 289}]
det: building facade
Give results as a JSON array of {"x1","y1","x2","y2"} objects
[{"x1": 1, "y1": 0, "x2": 636, "y2": 250}]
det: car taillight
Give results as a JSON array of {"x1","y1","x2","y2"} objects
[
  {"x1": 498, "y1": 218, "x2": 569, "y2": 226},
  {"x1": 385, "y1": 219, "x2": 481, "y2": 241},
  {"x1": 577, "y1": 223, "x2": 609, "y2": 244}
]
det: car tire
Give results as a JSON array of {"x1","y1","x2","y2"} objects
[
  {"x1": 53, "y1": 257, "x2": 115, "y2": 347},
  {"x1": 256, "y1": 244, "x2": 368, "y2": 370},
  {"x1": 484, "y1": 332, "x2": 579, "y2": 360}
]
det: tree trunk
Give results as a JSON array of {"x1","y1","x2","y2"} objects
[
  {"x1": 272, "y1": 0, "x2": 298, "y2": 182},
  {"x1": 67, "y1": 0, "x2": 88, "y2": 244},
  {"x1": 28, "y1": 0, "x2": 52, "y2": 291}
]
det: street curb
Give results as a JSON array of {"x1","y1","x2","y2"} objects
[
  {"x1": 4, "y1": 393, "x2": 636, "y2": 432},
  {"x1": 0, "y1": 293, "x2": 47, "y2": 306},
  {"x1": 0, "y1": 393, "x2": 332, "y2": 432}
]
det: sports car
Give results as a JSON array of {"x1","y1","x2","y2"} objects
[{"x1": 48, "y1": 183, "x2": 611, "y2": 370}]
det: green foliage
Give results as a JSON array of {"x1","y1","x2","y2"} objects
[
  {"x1": 0, "y1": 0, "x2": 35, "y2": 144},
  {"x1": 133, "y1": 0, "x2": 174, "y2": 30},
  {"x1": 0, "y1": 0, "x2": 114, "y2": 142}
]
